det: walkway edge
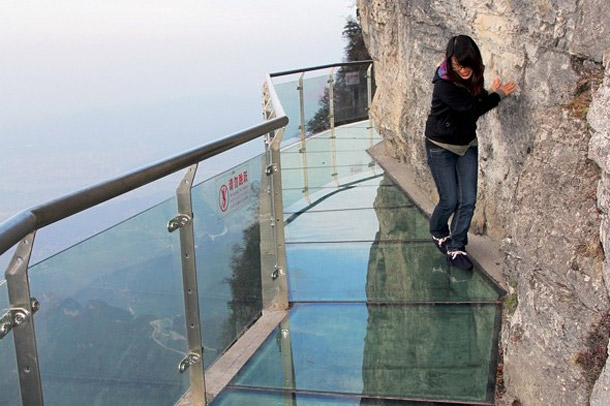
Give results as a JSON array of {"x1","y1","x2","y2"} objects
[
  {"x1": 368, "y1": 140, "x2": 508, "y2": 292},
  {"x1": 176, "y1": 309, "x2": 288, "y2": 405}
]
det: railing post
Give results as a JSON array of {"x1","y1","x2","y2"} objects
[
  {"x1": 261, "y1": 81, "x2": 289, "y2": 311},
  {"x1": 4, "y1": 232, "x2": 44, "y2": 406},
  {"x1": 169, "y1": 165, "x2": 207, "y2": 405},
  {"x1": 367, "y1": 63, "x2": 375, "y2": 147},
  {"x1": 328, "y1": 67, "x2": 336, "y2": 139},
  {"x1": 261, "y1": 132, "x2": 289, "y2": 311},
  {"x1": 279, "y1": 318, "x2": 295, "y2": 399},
  {"x1": 297, "y1": 73, "x2": 311, "y2": 204},
  {"x1": 328, "y1": 68, "x2": 339, "y2": 185}
]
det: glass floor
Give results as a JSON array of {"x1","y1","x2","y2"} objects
[{"x1": 211, "y1": 122, "x2": 503, "y2": 406}]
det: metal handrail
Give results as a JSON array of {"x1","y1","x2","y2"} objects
[
  {"x1": 269, "y1": 60, "x2": 373, "y2": 77},
  {"x1": 0, "y1": 116, "x2": 288, "y2": 259}
]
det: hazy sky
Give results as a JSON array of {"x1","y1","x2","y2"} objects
[{"x1": 0, "y1": 1, "x2": 356, "y2": 262}]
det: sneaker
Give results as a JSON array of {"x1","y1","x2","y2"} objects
[
  {"x1": 432, "y1": 235, "x2": 450, "y2": 254},
  {"x1": 446, "y1": 250, "x2": 473, "y2": 270}
]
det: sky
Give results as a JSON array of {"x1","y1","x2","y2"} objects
[{"x1": 0, "y1": 0, "x2": 357, "y2": 263}]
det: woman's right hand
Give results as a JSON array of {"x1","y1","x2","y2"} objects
[{"x1": 499, "y1": 81, "x2": 517, "y2": 95}]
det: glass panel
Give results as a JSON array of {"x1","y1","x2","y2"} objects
[
  {"x1": 0, "y1": 280, "x2": 22, "y2": 406},
  {"x1": 285, "y1": 185, "x2": 413, "y2": 214},
  {"x1": 334, "y1": 65, "x2": 372, "y2": 126},
  {"x1": 212, "y1": 388, "x2": 453, "y2": 405},
  {"x1": 273, "y1": 79, "x2": 301, "y2": 144},
  {"x1": 303, "y1": 74, "x2": 331, "y2": 136},
  {"x1": 284, "y1": 207, "x2": 429, "y2": 243},
  {"x1": 283, "y1": 174, "x2": 385, "y2": 190},
  {"x1": 281, "y1": 124, "x2": 382, "y2": 155},
  {"x1": 280, "y1": 164, "x2": 383, "y2": 194},
  {"x1": 191, "y1": 154, "x2": 265, "y2": 367},
  {"x1": 28, "y1": 198, "x2": 188, "y2": 406},
  {"x1": 274, "y1": 74, "x2": 330, "y2": 143},
  {"x1": 233, "y1": 303, "x2": 498, "y2": 403},
  {"x1": 281, "y1": 149, "x2": 371, "y2": 170},
  {"x1": 282, "y1": 175, "x2": 386, "y2": 211},
  {"x1": 287, "y1": 242, "x2": 500, "y2": 302}
]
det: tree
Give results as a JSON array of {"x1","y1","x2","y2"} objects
[{"x1": 306, "y1": 16, "x2": 374, "y2": 134}]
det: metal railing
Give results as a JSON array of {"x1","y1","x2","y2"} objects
[
  {"x1": 0, "y1": 118, "x2": 287, "y2": 406},
  {"x1": 0, "y1": 60, "x2": 374, "y2": 406}
]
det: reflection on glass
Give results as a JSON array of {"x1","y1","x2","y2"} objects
[
  {"x1": 212, "y1": 388, "x2": 452, "y2": 405},
  {"x1": 191, "y1": 154, "x2": 265, "y2": 367},
  {"x1": 287, "y1": 242, "x2": 500, "y2": 303},
  {"x1": 0, "y1": 280, "x2": 22, "y2": 406},
  {"x1": 27, "y1": 198, "x2": 188, "y2": 406},
  {"x1": 233, "y1": 304, "x2": 497, "y2": 402}
]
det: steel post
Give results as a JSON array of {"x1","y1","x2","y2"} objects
[
  {"x1": 328, "y1": 67, "x2": 339, "y2": 184},
  {"x1": 367, "y1": 63, "x2": 375, "y2": 146},
  {"x1": 261, "y1": 83, "x2": 289, "y2": 310},
  {"x1": 298, "y1": 73, "x2": 311, "y2": 204},
  {"x1": 171, "y1": 165, "x2": 207, "y2": 405},
  {"x1": 5, "y1": 233, "x2": 43, "y2": 406},
  {"x1": 269, "y1": 137, "x2": 288, "y2": 310}
]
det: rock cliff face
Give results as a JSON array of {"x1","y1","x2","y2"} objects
[{"x1": 357, "y1": 1, "x2": 610, "y2": 404}]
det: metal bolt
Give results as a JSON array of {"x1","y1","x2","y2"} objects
[
  {"x1": 13, "y1": 311, "x2": 27, "y2": 326},
  {"x1": 30, "y1": 298, "x2": 40, "y2": 313},
  {"x1": 0, "y1": 322, "x2": 10, "y2": 336}
]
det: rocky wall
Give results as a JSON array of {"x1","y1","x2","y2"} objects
[{"x1": 357, "y1": 0, "x2": 610, "y2": 404}]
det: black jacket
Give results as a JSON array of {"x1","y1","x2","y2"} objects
[{"x1": 424, "y1": 67, "x2": 501, "y2": 146}]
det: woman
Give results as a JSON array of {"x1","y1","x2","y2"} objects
[{"x1": 425, "y1": 35, "x2": 516, "y2": 270}]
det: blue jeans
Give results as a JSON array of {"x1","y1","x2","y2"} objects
[{"x1": 425, "y1": 141, "x2": 478, "y2": 251}]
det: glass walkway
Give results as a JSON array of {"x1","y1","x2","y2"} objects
[
  {"x1": 0, "y1": 62, "x2": 503, "y2": 406},
  {"x1": 209, "y1": 120, "x2": 504, "y2": 406}
]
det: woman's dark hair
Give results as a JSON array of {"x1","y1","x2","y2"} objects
[{"x1": 446, "y1": 35, "x2": 486, "y2": 96}]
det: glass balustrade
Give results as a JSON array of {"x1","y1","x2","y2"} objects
[
  {"x1": 274, "y1": 74, "x2": 329, "y2": 144},
  {"x1": 332, "y1": 64, "x2": 371, "y2": 126},
  {"x1": 190, "y1": 153, "x2": 265, "y2": 368},
  {"x1": 27, "y1": 197, "x2": 188, "y2": 406},
  {"x1": 0, "y1": 279, "x2": 22, "y2": 406}
]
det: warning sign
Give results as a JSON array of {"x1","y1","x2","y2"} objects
[
  {"x1": 219, "y1": 184, "x2": 229, "y2": 212},
  {"x1": 345, "y1": 71, "x2": 360, "y2": 86},
  {"x1": 217, "y1": 169, "x2": 250, "y2": 215}
]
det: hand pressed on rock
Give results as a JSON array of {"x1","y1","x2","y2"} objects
[
  {"x1": 499, "y1": 81, "x2": 517, "y2": 95},
  {"x1": 490, "y1": 77, "x2": 517, "y2": 96}
]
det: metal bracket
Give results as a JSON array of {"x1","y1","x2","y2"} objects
[
  {"x1": 265, "y1": 164, "x2": 278, "y2": 175},
  {"x1": 271, "y1": 267, "x2": 285, "y2": 280},
  {"x1": 0, "y1": 312, "x2": 13, "y2": 340},
  {"x1": 0, "y1": 299, "x2": 39, "y2": 340},
  {"x1": 178, "y1": 352, "x2": 201, "y2": 374},
  {"x1": 167, "y1": 214, "x2": 192, "y2": 233}
]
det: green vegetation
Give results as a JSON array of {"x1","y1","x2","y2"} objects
[{"x1": 306, "y1": 16, "x2": 373, "y2": 134}]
